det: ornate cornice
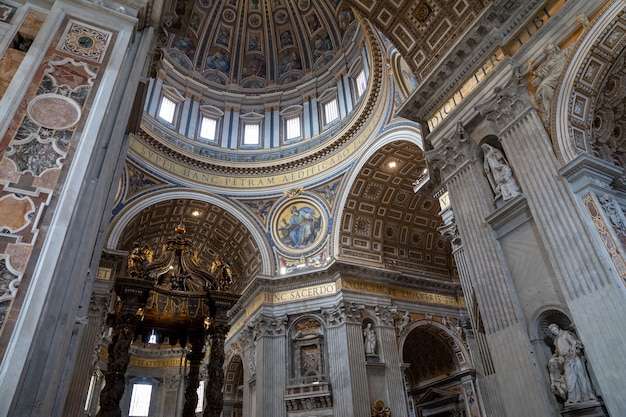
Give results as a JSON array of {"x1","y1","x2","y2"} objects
[{"x1": 398, "y1": 0, "x2": 543, "y2": 122}]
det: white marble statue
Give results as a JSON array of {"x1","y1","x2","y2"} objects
[
  {"x1": 548, "y1": 323, "x2": 596, "y2": 405},
  {"x1": 481, "y1": 143, "x2": 520, "y2": 201},
  {"x1": 532, "y1": 43, "x2": 572, "y2": 126},
  {"x1": 363, "y1": 322, "x2": 377, "y2": 356}
]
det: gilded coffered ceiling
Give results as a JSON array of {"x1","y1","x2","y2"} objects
[
  {"x1": 339, "y1": 141, "x2": 453, "y2": 279},
  {"x1": 117, "y1": 199, "x2": 263, "y2": 293}
]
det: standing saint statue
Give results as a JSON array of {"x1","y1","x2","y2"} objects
[
  {"x1": 481, "y1": 144, "x2": 520, "y2": 201},
  {"x1": 547, "y1": 323, "x2": 596, "y2": 405},
  {"x1": 363, "y1": 322, "x2": 377, "y2": 356},
  {"x1": 531, "y1": 43, "x2": 572, "y2": 126}
]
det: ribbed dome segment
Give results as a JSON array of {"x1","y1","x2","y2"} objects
[{"x1": 166, "y1": 0, "x2": 358, "y2": 89}]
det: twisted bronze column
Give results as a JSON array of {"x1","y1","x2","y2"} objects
[
  {"x1": 96, "y1": 313, "x2": 140, "y2": 417},
  {"x1": 203, "y1": 324, "x2": 230, "y2": 417},
  {"x1": 183, "y1": 336, "x2": 207, "y2": 417}
]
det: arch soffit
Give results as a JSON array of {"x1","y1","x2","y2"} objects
[
  {"x1": 331, "y1": 126, "x2": 424, "y2": 255},
  {"x1": 223, "y1": 354, "x2": 243, "y2": 400},
  {"x1": 554, "y1": 2, "x2": 626, "y2": 164},
  {"x1": 399, "y1": 320, "x2": 472, "y2": 370},
  {"x1": 105, "y1": 189, "x2": 273, "y2": 275}
]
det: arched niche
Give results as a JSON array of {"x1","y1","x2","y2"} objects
[{"x1": 288, "y1": 316, "x2": 326, "y2": 384}]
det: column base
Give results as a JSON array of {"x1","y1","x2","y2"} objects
[{"x1": 561, "y1": 400, "x2": 608, "y2": 417}]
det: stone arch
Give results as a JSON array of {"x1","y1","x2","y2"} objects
[
  {"x1": 222, "y1": 354, "x2": 244, "y2": 417},
  {"x1": 400, "y1": 320, "x2": 475, "y2": 417},
  {"x1": 332, "y1": 126, "x2": 424, "y2": 257},
  {"x1": 553, "y1": 2, "x2": 626, "y2": 164},
  {"x1": 105, "y1": 189, "x2": 273, "y2": 286},
  {"x1": 333, "y1": 126, "x2": 453, "y2": 278},
  {"x1": 399, "y1": 320, "x2": 472, "y2": 380}
]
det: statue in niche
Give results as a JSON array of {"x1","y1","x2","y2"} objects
[
  {"x1": 547, "y1": 323, "x2": 597, "y2": 405},
  {"x1": 531, "y1": 43, "x2": 573, "y2": 126},
  {"x1": 363, "y1": 322, "x2": 377, "y2": 356},
  {"x1": 481, "y1": 143, "x2": 520, "y2": 201}
]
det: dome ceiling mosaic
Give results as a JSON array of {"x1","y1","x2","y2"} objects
[{"x1": 166, "y1": 0, "x2": 358, "y2": 89}]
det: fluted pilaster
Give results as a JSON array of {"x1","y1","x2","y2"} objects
[
  {"x1": 323, "y1": 302, "x2": 370, "y2": 417},
  {"x1": 448, "y1": 172, "x2": 551, "y2": 416},
  {"x1": 376, "y1": 306, "x2": 407, "y2": 417},
  {"x1": 252, "y1": 315, "x2": 287, "y2": 417}
]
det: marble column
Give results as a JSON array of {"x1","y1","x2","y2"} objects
[
  {"x1": 477, "y1": 73, "x2": 626, "y2": 416},
  {"x1": 251, "y1": 315, "x2": 287, "y2": 417},
  {"x1": 428, "y1": 123, "x2": 553, "y2": 417},
  {"x1": 323, "y1": 302, "x2": 370, "y2": 417},
  {"x1": 375, "y1": 306, "x2": 408, "y2": 417},
  {"x1": 61, "y1": 293, "x2": 111, "y2": 417}
]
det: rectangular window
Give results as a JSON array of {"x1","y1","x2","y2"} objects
[
  {"x1": 195, "y1": 381, "x2": 205, "y2": 413},
  {"x1": 158, "y1": 96, "x2": 177, "y2": 124},
  {"x1": 356, "y1": 69, "x2": 367, "y2": 97},
  {"x1": 324, "y1": 98, "x2": 339, "y2": 125},
  {"x1": 129, "y1": 384, "x2": 152, "y2": 417},
  {"x1": 243, "y1": 123, "x2": 260, "y2": 145},
  {"x1": 200, "y1": 116, "x2": 217, "y2": 140},
  {"x1": 285, "y1": 116, "x2": 301, "y2": 140}
]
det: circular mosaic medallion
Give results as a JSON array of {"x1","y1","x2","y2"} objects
[
  {"x1": 27, "y1": 93, "x2": 81, "y2": 130},
  {"x1": 273, "y1": 197, "x2": 327, "y2": 254}
]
